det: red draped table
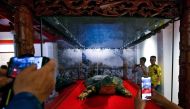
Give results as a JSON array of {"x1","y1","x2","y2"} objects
[{"x1": 46, "y1": 80, "x2": 161, "y2": 109}]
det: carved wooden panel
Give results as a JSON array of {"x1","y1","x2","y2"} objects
[
  {"x1": 8, "y1": 0, "x2": 34, "y2": 9},
  {"x1": 14, "y1": 5, "x2": 34, "y2": 56},
  {"x1": 34, "y1": 0, "x2": 179, "y2": 19}
]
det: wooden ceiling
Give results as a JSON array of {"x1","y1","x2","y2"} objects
[
  {"x1": 34, "y1": 0, "x2": 179, "y2": 18},
  {"x1": 0, "y1": 0, "x2": 180, "y2": 19},
  {"x1": 0, "y1": 0, "x2": 180, "y2": 31},
  {"x1": 0, "y1": 0, "x2": 180, "y2": 44}
]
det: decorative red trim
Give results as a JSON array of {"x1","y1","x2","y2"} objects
[
  {"x1": 0, "y1": 52, "x2": 14, "y2": 53},
  {"x1": 0, "y1": 40, "x2": 14, "y2": 44},
  {"x1": 0, "y1": 40, "x2": 55, "y2": 44}
]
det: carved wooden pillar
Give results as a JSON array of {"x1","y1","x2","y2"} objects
[
  {"x1": 14, "y1": 5, "x2": 34, "y2": 56},
  {"x1": 179, "y1": 0, "x2": 190, "y2": 108}
]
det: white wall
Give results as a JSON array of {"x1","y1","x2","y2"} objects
[
  {"x1": 0, "y1": 32, "x2": 14, "y2": 40},
  {"x1": 162, "y1": 23, "x2": 173, "y2": 101},
  {"x1": 136, "y1": 21, "x2": 180, "y2": 104},
  {"x1": 0, "y1": 44, "x2": 15, "y2": 66},
  {"x1": 162, "y1": 21, "x2": 180, "y2": 103},
  {"x1": 0, "y1": 32, "x2": 15, "y2": 66},
  {"x1": 173, "y1": 21, "x2": 180, "y2": 104},
  {"x1": 136, "y1": 35, "x2": 158, "y2": 67},
  {"x1": 0, "y1": 44, "x2": 14, "y2": 52},
  {"x1": 34, "y1": 42, "x2": 58, "y2": 60}
]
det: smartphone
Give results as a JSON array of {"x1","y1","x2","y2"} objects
[
  {"x1": 141, "y1": 76, "x2": 151, "y2": 100},
  {"x1": 2, "y1": 56, "x2": 49, "y2": 108},
  {"x1": 7, "y1": 56, "x2": 49, "y2": 78}
]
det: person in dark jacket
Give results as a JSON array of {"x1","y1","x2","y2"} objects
[{"x1": 6, "y1": 59, "x2": 56, "y2": 109}]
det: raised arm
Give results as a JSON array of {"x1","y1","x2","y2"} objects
[{"x1": 149, "y1": 90, "x2": 182, "y2": 109}]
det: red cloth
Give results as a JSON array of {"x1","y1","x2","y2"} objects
[{"x1": 46, "y1": 80, "x2": 161, "y2": 109}]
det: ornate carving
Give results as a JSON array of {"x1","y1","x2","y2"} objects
[
  {"x1": 34, "y1": 0, "x2": 179, "y2": 18},
  {"x1": 8, "y1": 0, "x2": 34, "y2": 9},
  {"x1": 14, "y1": 5, "x2": 34, "y2": 56}
]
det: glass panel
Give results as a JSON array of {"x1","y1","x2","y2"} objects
[{"x1": 38, "y1": 16, "x2": 179, "y2": 103}]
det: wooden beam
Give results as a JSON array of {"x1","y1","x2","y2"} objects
[{"x1": 179, "y1": 0, "x2": 190, "y2": 108}]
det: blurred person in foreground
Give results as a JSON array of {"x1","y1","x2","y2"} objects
[
  {"x1": 0, "y1": 65, "x2": 13, "y2": 108},
  {"x1": 6, "y1": 59, "x2": 56, "y2": 109},
  {"x1": 135, "y1": 89, "x2": 182, "y2": 109}
]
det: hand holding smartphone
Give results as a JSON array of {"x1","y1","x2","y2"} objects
[
  {"x1": 141, "y1": 76, "x2": 152, "y2": 100},
  {"x1": 7, "y1": 56, "x2": 49, "y2": 78},
  {"x1": 3, "y1": 56, "x2": 50, "y2": 108}
]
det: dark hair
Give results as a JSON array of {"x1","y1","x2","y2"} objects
[
  {"x1": 0, "y1": 65, "x2": 8, "y2": 69},
  {"x1": 140, "y1": 57, "x2": 146, "y2": 62},
  {"x1": 150, "y1": 56, "x2": 156, "y2": 59}
]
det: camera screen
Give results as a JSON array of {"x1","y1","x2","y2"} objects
[
  {"x1": 141, "y1": 77, "x2": 151, "y2": 100},
  {"x1": 7, "y1": 57, "x2": 43, "y2": 78}
]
